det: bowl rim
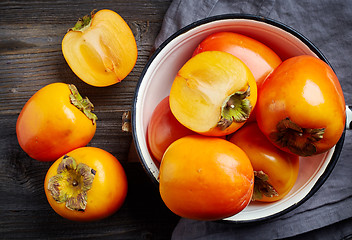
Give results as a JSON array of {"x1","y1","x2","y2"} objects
[{"x1": 131, "y1": 13, "x2": 346, "y2": 223}]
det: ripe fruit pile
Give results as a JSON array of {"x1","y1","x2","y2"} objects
[
  {"x1": 147, "y1": 32, "x2": 346, "y2": 221},
  {"x1": 16, "y1": 9, "x2": 136, "y2": 222}
]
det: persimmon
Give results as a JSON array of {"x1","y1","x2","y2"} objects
[
  {"x1": 256, "y1": 55, "x2": 346, "y2": 156},
  {"x1": 44, "y1": 147, "x2": 128, "y2": 221},
  {"x1": 192, "y1": 32, "x2": 282, "y2": 122},
  {"x1": 147, "y1": 96, "x2": 194, "y2": 163},
  {"x1": 16, "y1": 83, "x2": 97, "y2": 162},
  {"x1": 159, "y1": 135, "x2": 254, "y2": 221},
  {"x1": 193, "y1": 32, "x2": 282, "y2": 89},
  {"x1": 62, "y1": 9, "x2": 137, "y2": 87},
  {"x1": 229, "y1": 122, "x2": 299, "y2": 202},
  {"x1": 169, "y1": 51, "x2": 257, "y2": 136}
]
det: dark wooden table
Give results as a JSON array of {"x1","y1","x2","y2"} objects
[{"x1": 0, "y1": 1, "x2": 182, "y2": 239}]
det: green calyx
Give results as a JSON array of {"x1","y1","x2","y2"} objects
[
  {"x1": 69, "y1": 11, "x2": 95, "y2": 32},
  {"x1": 269, "y1": 118, "x2": 325, "y2": 156},
  {"x1": 68, "y1": 84, "x2": 98, "y2": 125},
  {"x1": 47, "y1": 155, "x2": 96, "y2": 211},
  {"x1": 217, "y1": 86, "x2": 252, "y2": 130},
  {"x1": 252, "y1": 170, "x2": 278, "y2": 201}
]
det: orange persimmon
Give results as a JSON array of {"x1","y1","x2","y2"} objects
[
  {"x1": 147, "y1": 96, "x2": 194, "y2": 163},
  {"x1": 256, "y1": 55, "x2": 346, "y2": 156},
  {"x1": 229, "y1": 122, "x2": 299, "y2": 202},
  {"x1": 44, "y1": 147, "x2": 128, "y2": 221},
  {"x1": 159, "y1": 135, "x2": 254, "y2": 221},
  {"x1": 16, "y1": 83, "x2": 97, "y2": 162}
]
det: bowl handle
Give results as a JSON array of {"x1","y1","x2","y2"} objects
[{"x1": 346, "y1": 105, "x2": 352, "y2": 130}]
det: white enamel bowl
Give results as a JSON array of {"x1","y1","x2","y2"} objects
[{"x1": 132, "y1": 14, "x2": 345, "y2": 223}]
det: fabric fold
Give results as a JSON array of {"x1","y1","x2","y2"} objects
[{"x1": 154, "y1": 1, "x2": 352, "y2": 239}]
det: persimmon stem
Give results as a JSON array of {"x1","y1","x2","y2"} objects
[
  {"x1": 252, "y1": 170, "x2": 278, "y2": 201},
  {"x1": 47, "y1": 156, "x2": 96, "y2": 211},
  {"x1": 269, "y1": 118, "x2": 325, "y2": 156},
  {"x1": 218, "y1": 86, "x2": 252, "y2": 130},
  {"x1": 68, "y1": 84, "x2": 98, "y2": 125},
  {"x1": 69, "y1": 10, "x2": 96, "y2": 32}
]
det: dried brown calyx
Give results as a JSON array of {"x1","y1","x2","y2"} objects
[
  {"x1": 47, "y1": 155, "x2": 96, "y2": 211},
  {"x1": 218, "y1": 86, "x2": 252, "y2": 130},
  {"x1": 269, "y1": 118, "x2": 325, "y2": 156},
  {"x1": 252, "y1": 170, "x2": 278, "y2": 201}
]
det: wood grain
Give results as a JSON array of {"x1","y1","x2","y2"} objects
[{"x1": 0, "y1": 1, "x2": 181, "y2": 239}]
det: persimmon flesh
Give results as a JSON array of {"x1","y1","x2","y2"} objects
[
  {"x1": 62, "y1": 9, "x2": 137, "y2": 87},
  {"x1": 169, "y1": 51, "x2": 257, "y2": 136}
]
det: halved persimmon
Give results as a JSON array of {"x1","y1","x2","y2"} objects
[
  {"x1": 193, "y1": 32, "x2": 282, "y2": 90},
  {"x1": 169, "y1": 51, "x2": 257, "y2": 136},
  {"x1": 62, "y1": 9, "x2": 138, "y2": 87},
  {"x1": 192, "y1": 32, "x2": 282, "y2": 122}
]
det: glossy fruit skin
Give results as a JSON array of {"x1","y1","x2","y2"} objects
[
  {"x1": 229, "y1": 122, "x2": 299, "y2": 202},
  {"x1": 62, "y1": 9, "x2": 137, "y2": 87},
  {"x1": 169, "y1": 51, "x2": 257, "y2": 136},
  {"x1": 147, "y1": 96, "x2": 194, "y2": 163},
  {"x1": 256, "y1": 55, "x2": 346, "y2": 156},
  {"x1": 193, "y1": 32, "x2": 282, "y2": 90},
  {"x1": 16, "y1": 83, "x2": 96, "y2": 162},
  {"x1": 159, "y1": 135, "x2": 254, "y2": 221},
  {"x1": 44, "y1": 147, "x2": 128, "y2": 222}
]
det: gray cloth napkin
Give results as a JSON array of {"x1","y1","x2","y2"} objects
[{"x1": 154, "y1": 0, "x2": 352, "y2": 239}]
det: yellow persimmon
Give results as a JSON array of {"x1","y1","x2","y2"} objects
[
  {"x1": 169, "y1": 51, "x2": 257, "y2": 136},
  {"x1": 62, "y1": 9, "x2": 138, "y2": 87}
]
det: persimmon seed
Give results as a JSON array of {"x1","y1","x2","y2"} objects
[{"x1": 72, "y1": 179, "x2": 78, "y2": 187}]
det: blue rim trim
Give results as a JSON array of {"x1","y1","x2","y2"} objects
[{"x1": 131, "y1": 13, "x2": 346, "y2": 223}]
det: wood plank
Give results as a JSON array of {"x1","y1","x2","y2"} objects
[{"x1": 0, "y1": 0, "x2": 180, "y2": 239}]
